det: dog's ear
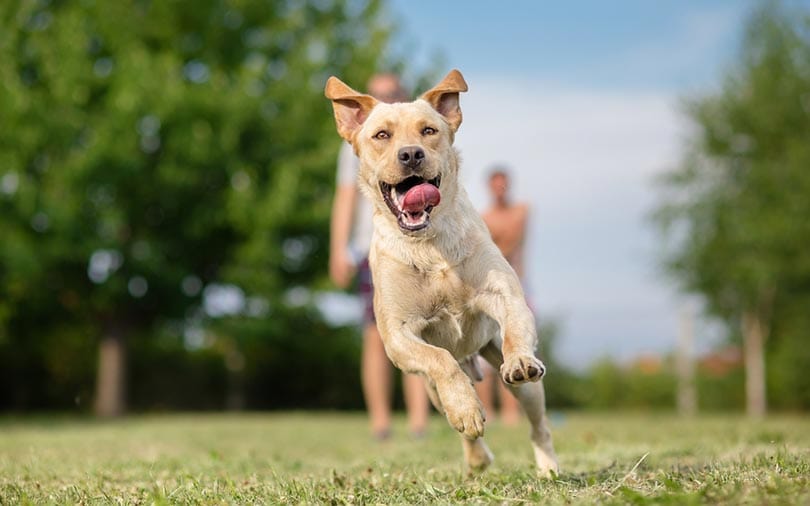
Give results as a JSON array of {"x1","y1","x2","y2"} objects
[
  {"x1": 420, "y1": 69, "x2": 468, "y2": 132},
  {"x1": 325, "y1": 76, "x2": 378, "y2": 142}
]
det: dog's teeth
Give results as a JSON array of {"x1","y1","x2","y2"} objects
[{"x1": 392, "y1": 187, "x2": 402, "y2": 210}]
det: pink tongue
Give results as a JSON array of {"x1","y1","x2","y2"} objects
[{"x1": 402, "y1": 183, "x2": 441, "y2": 213}]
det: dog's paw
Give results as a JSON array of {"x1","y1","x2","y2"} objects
[
  {"x1": 445, "y1": 401, "x2": 486, "y2": 440},
  {"x1": 501, "y1": 354, "x2": 545, "y2": 385},
  {"x1": 439, "y1": 381, "x2": 486, "y2": 439},
  {"x1": 534, "y1": 448, "x2": 559, "y2": 478},
  {"x1": 463, "y1": 439, "x2": 494, "y2": 474}
]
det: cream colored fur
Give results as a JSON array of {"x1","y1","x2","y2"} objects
[{"x1": 325, "y1": 70, "x2": 558, "y2": 475}]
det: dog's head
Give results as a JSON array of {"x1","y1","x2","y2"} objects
[{"x1": 325, "y1": 70, "x2": 468, "y2": 234}]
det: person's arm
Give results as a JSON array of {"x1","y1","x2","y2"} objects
[
  {"x1": 330, "y1": 142, "x2": 360, "y2": 288},
  {"x1": 329, "y1": 182, "x2": 357, "y2": 288}
]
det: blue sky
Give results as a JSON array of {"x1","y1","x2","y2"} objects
[
  {"x1": 375, "y1": 0, "x2": 772, "y2": 368},
  {"x1": 387, "y1": 0, "x2": 759, "y2": 91}
]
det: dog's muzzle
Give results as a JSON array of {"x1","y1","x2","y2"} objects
[{"x1": 380, "y1": 175, "x2": 442, "y2": 232}]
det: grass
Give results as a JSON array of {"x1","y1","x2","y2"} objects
[{"x1": 1, "y1": 411, "x2": 809, "y2": 504}]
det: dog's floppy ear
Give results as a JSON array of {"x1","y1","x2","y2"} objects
[
  {"x1": 325, "y1": 76, "x2": 378, "y2": 142},
  {"x1": 420, "y1": 69, "x2": 468, "y2": 132}
]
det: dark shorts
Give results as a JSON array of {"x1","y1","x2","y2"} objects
[{"x1": 357, "y1": 257, "x2": 375, "y2": 324}]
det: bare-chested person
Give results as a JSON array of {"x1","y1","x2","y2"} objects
[{"x1": 475, "y1": 168, "x2": 529, "y2": 425}]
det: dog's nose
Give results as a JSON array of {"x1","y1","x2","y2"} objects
[{"x1": 398, "y1": 146, "x2": 425, "y2": 170}]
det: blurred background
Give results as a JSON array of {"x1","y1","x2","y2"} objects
[{"x1": 1, "y1": 0, "x2": 808, "y2": 417}]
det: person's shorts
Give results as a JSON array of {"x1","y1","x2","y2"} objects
[{"x1": 357, "y1": 257, "x2": 375, "y2": 324}]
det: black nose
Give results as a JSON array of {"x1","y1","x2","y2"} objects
[{"x1": 398, "y1": 146, "x2": 425, "y2": 170}]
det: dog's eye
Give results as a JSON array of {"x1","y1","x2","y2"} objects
[
  {"x1": 374, "y1": 130, "x2": 390, "y2": 140},
  {"x1": 422, "y1": 126, "x2": 437, "y2": 136}
]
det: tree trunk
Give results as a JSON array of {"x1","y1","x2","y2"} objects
[
  {"x1": 94, "y1": 326, "x2": 127, "y2": 417},
  {"x1": 741, "y1": 309, "x2": 767, "y2": 417},
  {"x1": 225, "y1": 345, "x2": 246, "y2": 411},
  {"x1": 676, "y1": 305, "x2": 697, "y2": 415}
]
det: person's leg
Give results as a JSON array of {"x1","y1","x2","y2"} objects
[
  {"x1": 362, "y1": 323, "x2": 392, "y2": 438},
  {"x1": 402, "y1": 372, "x2": 429, "y2": 436}
]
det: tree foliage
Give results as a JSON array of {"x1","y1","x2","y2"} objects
[
  {"x1": 654, "y1": 1, "x2": 810, "y2": 410},
  {"x1": 0, "y1": 0, "x2": 400, "y2": 411}
]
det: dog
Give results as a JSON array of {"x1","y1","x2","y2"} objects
[{"x1": 325, "y1": 70, "x2": 558, "y2": 475}]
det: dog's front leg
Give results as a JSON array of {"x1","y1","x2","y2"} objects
[
  {"x1": 380, "y1": 319, "x2": 485, "y2": 440},
  {"x1": 475, "y1": 272, "x2": 546, "y2": 386}
]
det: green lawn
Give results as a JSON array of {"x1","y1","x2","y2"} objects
[{"x1": 1, "y1": 412, "x2": 808, "y2": 504}]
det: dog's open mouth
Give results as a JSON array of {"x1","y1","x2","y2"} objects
[{"x1": 380, "y1": 175, "x2": 442, "y2": 231}]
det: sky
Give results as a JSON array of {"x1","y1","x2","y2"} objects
[{"x1": 371, "y1": 0, "x2": 766, "y2": 369}]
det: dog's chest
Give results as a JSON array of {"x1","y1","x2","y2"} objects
[{"x1": 416, "y1": 266, "x2": 494, "y2": 358}]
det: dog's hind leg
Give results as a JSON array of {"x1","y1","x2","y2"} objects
[
  {"x1": 480, "y1": 340, "x2": 559, "y2": 477},
  {"x1": 461, "y1": 435, "x2": 494, "y2": 474},
  {"x1": 511, "y1": 380, "x2": 558, "y2": 476}
]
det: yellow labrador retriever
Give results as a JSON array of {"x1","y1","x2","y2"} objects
[{"x1": 325, "y1": 70, "x2": 558, "y2": 475}]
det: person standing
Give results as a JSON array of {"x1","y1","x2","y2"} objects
[
  {"x1": 476, "y1": 168, "x2": 529, "y2": 425},
  {"x1": 329, "y1": 73, "x2": 429, "y2": 439}
]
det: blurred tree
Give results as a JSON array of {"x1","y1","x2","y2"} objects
[
  {"x1": 534, "y1": 318, "x2": 584, "y2": 409},
  {"x1": 654, "y1": 1, "x2": 810, "y2": 415},
  {"x1": 0, "y1": 0, "x2": 399, "y2": 414},
  {"x1": 571, "y1": 357, "x2": 676, "y2": 410}
]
